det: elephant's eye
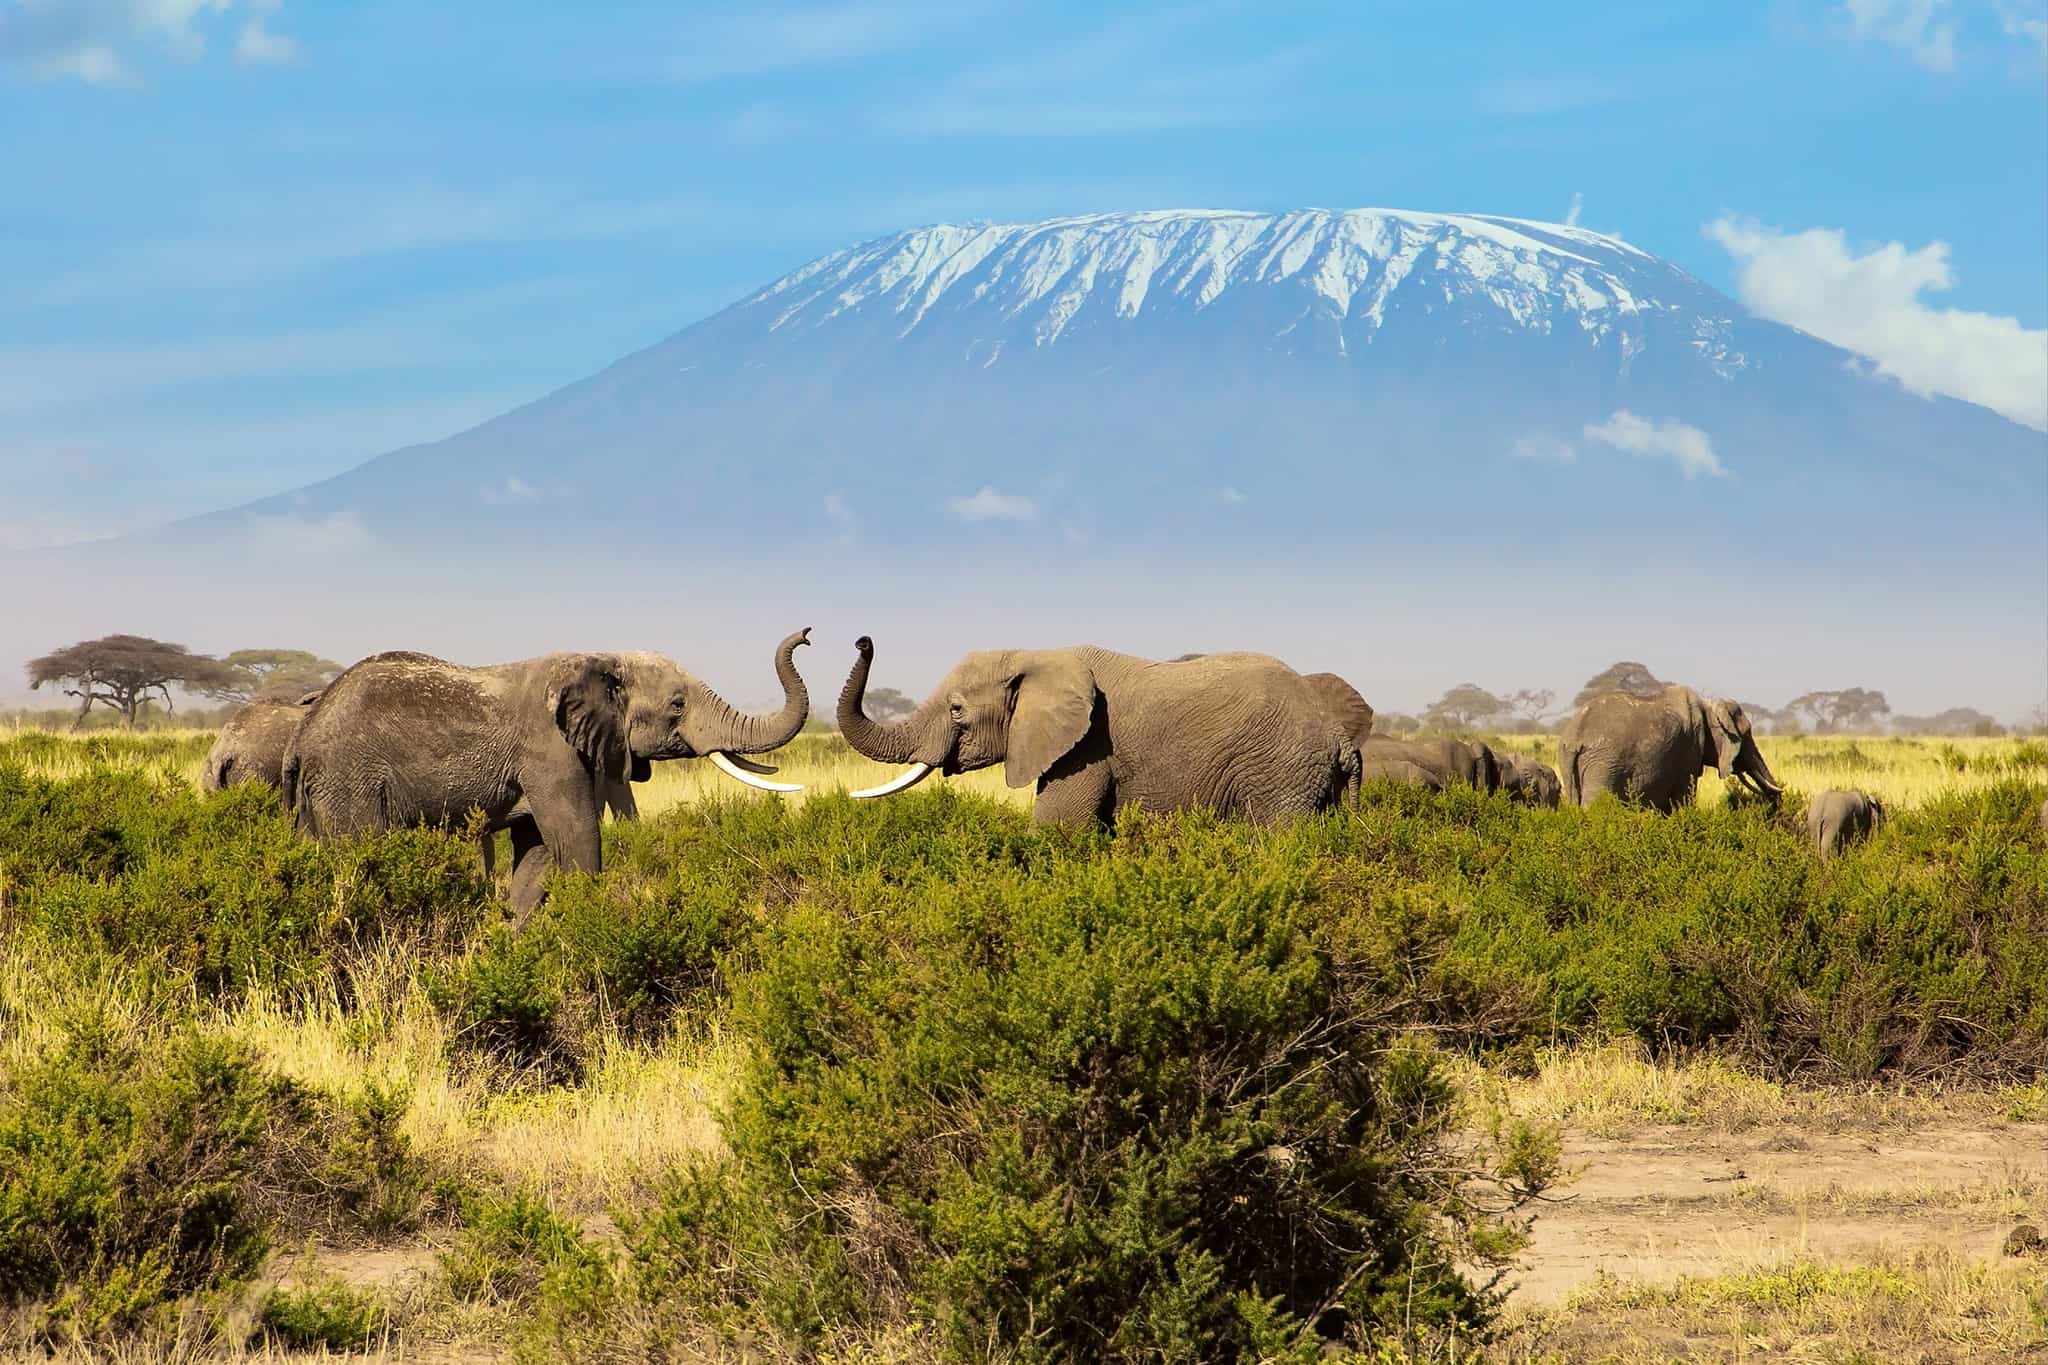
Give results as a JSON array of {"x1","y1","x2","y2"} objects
[{"x1": 669, "y1": 696, "x2": 686, "y2": 713}]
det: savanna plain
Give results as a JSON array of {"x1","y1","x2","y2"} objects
[{"x1": 1, "y1": 725, "x2": 2044, "y2": 1363}]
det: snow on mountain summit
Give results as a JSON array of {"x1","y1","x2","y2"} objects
[{"x1": 744, "y1": 208, "x2": 1730, "y2": 365}]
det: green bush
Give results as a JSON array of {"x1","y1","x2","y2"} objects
[
  {"x1": 441, "y1": 1189, "x2": 614, "y2": 1310},
  {"x1": 636, "y1": 806, "x2": 1547, "y2": 1361},
  {"x1": 0, "y1": 1014, "x2": 290, "y2": 1340},
  {"x1": 252, "y1": 1274, "x2": 388, "y2": 1350},
  {"x1": 0, "y1": 763, "x2": 492, "y2": 1003}
]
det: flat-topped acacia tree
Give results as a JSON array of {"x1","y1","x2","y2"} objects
[{"x1": 27, "y1": 634, "x2": 244, "y2": 728}]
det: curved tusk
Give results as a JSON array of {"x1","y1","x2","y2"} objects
[
  {"x1": 849, "y1": 762, "x2": 934, "y2": 799},
  {"x1": 721, "y1": 754, "x2": 782, "y2": 776},
  {"x1": 709, "y1": 751, "x2": 802, "y2": 793}
]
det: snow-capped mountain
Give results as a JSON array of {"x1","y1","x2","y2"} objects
[
  {"x1": 128, "y1": 208, "x2": 2046, "y2": 594},
  {"x1": 748, "y1": 209, "x2": 1738, "y2": 372}
]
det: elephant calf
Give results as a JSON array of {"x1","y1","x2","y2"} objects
[
  {"x1": 1498, "y1": 754, "x2": 1562, "y2": 808},
  {"x1": 202, "y1": 691, "x2": 324, "y2": 791},
  {"x1": 1809, "y1": 788, "x2": 1884, "y2": 857}
]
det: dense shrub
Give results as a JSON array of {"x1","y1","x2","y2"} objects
[
  {"x1": 633, "y1": 806, "x2": 1550, "y2": 1361},
  {"x1": 0, "y1": 1014, "x2": 291, "y2": 1340},
  {"x1": 0, "y1": 760, "x2": 493, "y2": 1002}
]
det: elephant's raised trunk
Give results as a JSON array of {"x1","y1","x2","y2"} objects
[
  {"x1": 836, "y1": 636, "x2": 922, "y2": 765},
  {"x1": 696, "y1": 629, "x2": 812, "y2": 756}
]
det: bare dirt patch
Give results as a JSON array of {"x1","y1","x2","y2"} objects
[{"x1": 1506, "y1": 1120, "x2": 2047, "y2": 1309}]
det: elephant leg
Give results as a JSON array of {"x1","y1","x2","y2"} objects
[
  {"x1": 508, "y1": 776, "x2": 603, "y2": 924},
  {"x1": 604, "y1": 775, "x2": 639, "y2": 822},
  {"x1": 480, "y1": 830, "x2": 496, "y2": 881},
  {"x1": 506, "y1": 820, "x2": 551, "y2": 926}
]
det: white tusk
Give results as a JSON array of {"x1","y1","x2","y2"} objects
[
  {"x1": 721, "y1": 754, "x2": 781, "y2": 775},
  {"x1": 849, "y1": 762, "x2": 934, "y2": 799},
  {"x1": 709, "y1": 751, "x2": 802, "y2": 793}
]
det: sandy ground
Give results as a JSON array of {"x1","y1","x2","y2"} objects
[{"x1": 1506, "y1": 1120, "x2": 2048, "y2": 1308}]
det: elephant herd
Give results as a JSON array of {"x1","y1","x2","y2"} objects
[{"x1": 201, "y1": 630, "x2": 1911, "y2": 921}]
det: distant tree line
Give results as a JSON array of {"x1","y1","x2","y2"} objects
[{"x1": 20, "y1": 635, "x2": 344, "y2": 729}]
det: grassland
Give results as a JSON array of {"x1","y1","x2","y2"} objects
[{"x1": 0, "y1": 726, "x2": 2042, "y2": 1361}]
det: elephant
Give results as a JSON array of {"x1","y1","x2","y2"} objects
[
  {"x1": 835, "y1": 637, "x2": 1358, "y2": 825},
  {"x1": 202, "y1": 690, "x2": 324, "y2": 791},
  {"x1": 1558, "y1": 686, "x2": 1783, "y2": 811},
  {"x1": 1497, "y1": 753, "x2": 1563, "y2": 808},
  {"x1": 284, "y1": 631, "x2": 811, "y2": 920},
  {"x1": 1808, "y1": 788, "x2": 1884, "y2": 857},
  {"x1": 1356, "y1": 735, "x2": 1502, "y2": 793}
]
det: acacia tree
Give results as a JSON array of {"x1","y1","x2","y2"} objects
[
  {"x1": 27, "y1": 635, "x2": 244, "y2": 728},
  {"x1": 1422, "y1": 683, "x2": 1509, "y2": 731},
  {"x1": 858, "y1": 686, "x2": 917, "y2": 724},
  {"x1": 1505, "y1": 688, "x2": 1557, "y2": 727},
  {"x1": 1782, "y1": 688, "x2": 1891, "y2": 734},
  {"x1": 1572, "y1": 661, "x2": 1667, "y2": 708},
  {"x1": 209, "y1": 648, "x2": 347, "y2": 703}
]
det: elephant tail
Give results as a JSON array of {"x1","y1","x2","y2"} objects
[{"x1": 202, "y1": 749, "x2": 231, "y2": 794}]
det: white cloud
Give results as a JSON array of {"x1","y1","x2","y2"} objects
[
  {"x1": 481, "y1": 474, "x2": 537, "y2": 505},
  {"x1": 947, "y1": 487, "x2": 1036, "y2": 522},
  {"x1": 1205, "y1": 486, "x2": 1248, "y2": 505},
  {"x1": 1833, "y1": 0, "x2": 1960, "y2": 70},
  {"x1": 1997, "y1": 0, "x2": 2048, "y2": 62},
  {"x1": 1583, "y1": 410, "x2": 1729, "y2": 479},
  {"x1": 1565, "y1": 192, "x2": 1584, "y2": 227},
  {"x1": 1509, "y1": 432, "x2": 1578, "y2": 464},
  {"x1": 0, "y1": 0, "x2": 301, "y2": 85},
  {"x1": 1706, "y1": 214, "x2": 2048, "y2": 430},
  {"x1": 245, "y1": 510, "x2": 371, "y2": 558}
]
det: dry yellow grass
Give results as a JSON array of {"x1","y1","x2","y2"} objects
[
  {"x1": 1501, "y1": 1249, "x2": 2048, "y2": 1363},
  {"x1": 1449, "y1": 1039, "x2": 2040, "y2": 1139}
]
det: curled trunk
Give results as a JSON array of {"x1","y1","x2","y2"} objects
[
  {"x1": 693, "y1": 629, "x2": 812, "y2": 755},
  {"x1": 837, "y1": 636, "x2": 925, "y2": 764}
]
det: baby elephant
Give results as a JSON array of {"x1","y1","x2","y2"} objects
[
  {"x1": 1498, "y1": 754, "x2": 1562, "y2": 809},
  {"x1": 1808, "y1": 788, "x2": 1885, "y2": 857}
]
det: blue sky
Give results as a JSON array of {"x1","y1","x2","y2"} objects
[{"x1": 2, "y1": 0, "x2": 2044, "y2": 548}]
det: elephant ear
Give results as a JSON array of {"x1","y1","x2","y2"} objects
[
  {"x1": 1475, "y1": 742, "x2": 1502, "y2": 792},
  {"x1": 1704, "y1": 698, "x2": 1745, "y2": 780},
  {"x1": 1302, "y1": 672, "x2": 1375, "y2": 746},
  {"x1": 1005, "y1": 657, "x2": 1099, "y2": 789},
  {"x1": 552, "y1": 656, "x2": 629, "y2": 783}
]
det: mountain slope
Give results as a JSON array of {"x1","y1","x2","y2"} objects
[{"x1": 132, "y1": 207, "x2": 2046, "y2": 590}]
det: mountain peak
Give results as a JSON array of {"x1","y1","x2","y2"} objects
[{"x1": 743, "y1": 206, "x2": 1692, "y2": 354}]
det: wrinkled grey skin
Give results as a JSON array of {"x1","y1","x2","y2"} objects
[
  {"x1": 286, "y1": 632, "x2": 810, "y2": 919},
  {"x1": 1808, "y1": 788, "x2": 1884, "y2": 857},
  {"x1": 202, "y1": 691, "x2": 323, "y2": 792},
  {"x1": 1498, "y1": 754, "x2": 1563, "y2": 808},
  {"x1": 837, "y1": 638, "x2": 1358, "y2": 825},
  {"x1": 1559, "y1": 686, "x2": 1783, "y2": 812},
  {"x1": 1357, "y1": 735, "x2": 1502, "y2": 793}
]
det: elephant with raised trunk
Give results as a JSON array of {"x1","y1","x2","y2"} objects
[
  {"x1": 202, "y1": 690, "x2": 324, "y2": 792},
  {"x1": 1809, "y1": 788, "x2": 1884, "y2": 857},
  {"x1": 1558, "y1": 686, "x2": 1783, "y2": 812},
  {"x1": 285, "y1": 632, "x2": 811, "y2": 919},
  {"x1": 836, "y1": 637, "x2": 1358, "y2": 825}
]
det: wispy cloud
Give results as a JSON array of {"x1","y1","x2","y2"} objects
[
  {"x1": 1511, "y1": 413, "x2": 1728, "y2": 478},
  {"x1": 1833, "y1": 0, "x2": 1960, "y2": 71},
  {"x1": 947, "y1": 487, "x2": 1036, "y2": 522},
  {"x1": 1584, "y1": 411, "x2": 1729, "y2": 479},
  {"x1": 1705, "y1": 213, "x2": 2048, "y2": 429},
  {"x1": 0, "y1": 0, "x2": 303, "y2": 85},
  {"x1": 1564, "y1": 192, "x2": 1584, "y2": 227}
]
